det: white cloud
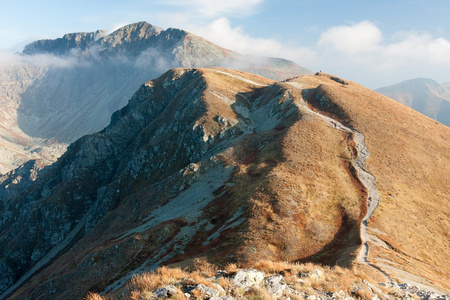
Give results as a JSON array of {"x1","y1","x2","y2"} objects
[
  {"x1": 0, "y1": 51, "x2": 79, "y2": 68},
  {"x1": 0, "y1": 51, "x2": 18, "y2": 66},
  {"x1": 185, "y1": 17, "x2": 316, "y2": 63},
  {"x1": 316, "y1": 21, "x2": 450, "y2": 68},
  {"x1": 318, "y1": 21, "x2": 382, "y2": 54},
  {"x1": 309, "y1": 21, "x2": 450, "y2": 87},
  {"x1": 177, "y1": 18, "x2": 450, "y2": 87},
  {"x1": 382, "y1": 32, "x2": 450, "y2": 66}
]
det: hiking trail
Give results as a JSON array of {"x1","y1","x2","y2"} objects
[{"x1": 287, "y1": 81, "x2": 391, "y2": 282}]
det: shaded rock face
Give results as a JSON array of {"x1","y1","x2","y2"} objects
[
  {"x1": 0, "y1": 21, "x2": 311, "y2": 174},
  {"x1": 0, "y1": 159, "x2": 48, "y2": 201},
  {"x1": 0, "y1": 69, "x2": 203, "y2": 297},
  {"x1": 376, "y1": 78, "x2": 450, "y2": 127}
]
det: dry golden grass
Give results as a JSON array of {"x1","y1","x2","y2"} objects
[
  {"x1": 353, "y1": 287, "x2": 373, "y2": 299},
  {"x1": 85, "y1": 292, "x2": 105, "y2": 300},
  {"x1": 244, "y1": 286, "x2": 273, "y2": 300},
  {"x1": 238, "y1": 93, "x2": 363, "y2": 265},
  {"x1": 117, "y1": 266, "x2": 205, "y2": 299},
  {"x1": 125, "y1": 266, "x2": 188, "y2": 296},
  {"x1": 294, "y1": 74, "x2": 450, "y2": 291},
  {"x1": 251, "y1": 260, "x2": 315, "y2": 276},
  {"x1": 98, "y1": 260, "x2": 410, "y2": 299},
  {"x1": 224, "y1": 263, "x2": 238, "y2": 274},
  {"x1": 248, "y1": 260, "x2": 381, "y2": 295},
  {"x1": 190, "y1": 288, "x2": 208, "y2": 299},
  {"x1": 192, "y1": 257, "x2": 218, "y2": 277}
]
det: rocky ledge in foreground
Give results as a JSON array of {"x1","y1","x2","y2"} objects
[{"x1": 88, "y1": 261, "x2": 450, "y2": 300}]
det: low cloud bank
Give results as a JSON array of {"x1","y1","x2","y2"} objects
[{"x1": 0, "y1": 51, "x2": 79, "y2": 68}]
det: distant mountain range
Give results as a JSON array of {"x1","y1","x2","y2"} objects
[
  {"x1": 0, "y1": 21, "x2": 311, "y2": 174},
  {"x1": 376, "y1": 78, "x2": 450, "y2": 127}
]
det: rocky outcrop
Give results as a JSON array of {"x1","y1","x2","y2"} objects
[
  {"x1": 101, "y1": 267, "x2": 450, "y2": 300},
  {"x1": 231, "y1": 269, "x2": 265, "y2": 290},
  {"x1": 0, "y1": 159, "x2": 48, "y2": 201}
]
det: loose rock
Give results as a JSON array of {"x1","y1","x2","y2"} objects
[{"x1": 231, "y1": 268, "x2": 265, "y2": 290}]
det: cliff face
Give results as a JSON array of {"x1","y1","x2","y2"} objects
[
  {"x1": 1, "y1": 69, "x2": 448, "y2": 299},
  {"x1": 0, "y1": 22, "x2": 311, "y2": 174}
]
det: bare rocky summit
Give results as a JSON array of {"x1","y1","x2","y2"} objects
[{"x1": 0, "y1": 69, "x2": 448, "y2": 299}]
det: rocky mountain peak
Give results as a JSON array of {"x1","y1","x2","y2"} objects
[
  {"x1": 0, "y1": 22, "x2": 311, "y2": 176},
  {"x1": 21, "y1": 22, "x2": 187, "y2": 58},
  {"x1": 22, "y1": 30, "x2": 105, "y2": 56},
  {"x1": 96, "y1": 21, "x2": 164, "y2": 48}
]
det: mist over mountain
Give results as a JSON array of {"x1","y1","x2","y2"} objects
[
  {"x1": 0, "y1": 21, "x2": 311, "y2": 174},
  {"x1": 0, "y1": 69, "x2": 448, "y2": 299},
  {"x1": 376, "y1": 78, "x2": 450, "y2": 127}
]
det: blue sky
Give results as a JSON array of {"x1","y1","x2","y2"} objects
[{"x1": 1, "y1": 0, "x2": 450, "y2": 88}]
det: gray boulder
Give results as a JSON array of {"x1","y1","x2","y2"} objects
[
  {"x1": 194, "y1": 283, "x2": 221, "y2": 297},
  {"x1": 264, "y1": 275, "x2": 287, "y2": 298},
  {"x1": 210, "y1": 296, "x2": 235, "y2": 300},
  {"x1": 231, "y1": 269, "x2": 265, "y2": 290},
  {"x1": 153, "y1": 285, "x2": 178, "y2": 299}
]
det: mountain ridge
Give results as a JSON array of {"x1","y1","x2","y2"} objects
[{"x1": 1, "y1": 68, "x2": 448, "y2": 299}]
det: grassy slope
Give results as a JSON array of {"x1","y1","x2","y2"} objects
[
  {"x1": 9, "y1": 69, "x2": 449, "y2": 298},
  {"x1": 296, "y1": 74, "x2": 450, "y2": 291}
]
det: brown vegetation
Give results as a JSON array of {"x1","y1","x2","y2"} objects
[
  {"x1": 92, "y1": 260, "x2": 398, "y2": 299},
  {"x1": 7, "y1": 69, "x2": 449, "y2": 298}
]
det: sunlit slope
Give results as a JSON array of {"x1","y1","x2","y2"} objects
[
  {"x1": 300, "y1": 74, "x2": 450, "y2": 291},
  {"x1": 2, "y1": 69, "x2": 448, "y2": 299}
]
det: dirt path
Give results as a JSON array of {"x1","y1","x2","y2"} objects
[
  {"x1": 309, "y1": 106, "x2": 390, "y2": 281},
  {"x1": 286, "y1": 81, "x2": 390, "y2": 281},
  {"x1": 211, "y1": 69, "x2": 267, "y2": 87}
]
